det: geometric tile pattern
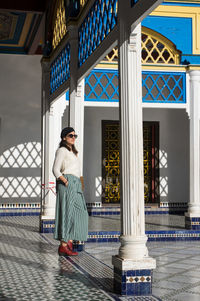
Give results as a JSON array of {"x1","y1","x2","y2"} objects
[
  {"x1": 86, "y1": 241, "x2": 200, "y2": 301},
  {"x1": 78, "y1": 0, "x2": 118, "y2": 67},
  {"x1": 185, "y1": 216, "x2": 200, "y2": 230},
  {"x1": 127, "y1": 276, "x2": 152, "y2": 283},
  {"x1": 114, "y1": 268, "x2": 153, "y2": 296},
  {"x1": 40, "y1": 214, "x2": 200, "y2": 241},
  {"x1": 3, "y1": 216, "x2": 200, "y2": 300},
  {"x1": 44, "y1": 233, "x2": 159, "y2": 300},
  {"x1": 0, "y1": 216, "x2": 113, "y2": 301}
]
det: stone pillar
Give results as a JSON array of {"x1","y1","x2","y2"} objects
[
  {"x1": 185, "y1": 70, "x2": 200, "y2": 229},
  {"x1": 68, "y1": 25, "x2": 85, "y2": 176},
  {"x1": 112, "y1": 23, "x2": 156, "y2": 296},
  {"x1": 69, "y1": 79, "x2": 85, "y2": 176},
  {"x1": 41, "y1": 59, "x2": 67, "y2": 230}
]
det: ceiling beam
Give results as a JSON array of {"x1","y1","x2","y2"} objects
[{"x1": 0, "y1": 0, "x2": 48, "y2": 13}]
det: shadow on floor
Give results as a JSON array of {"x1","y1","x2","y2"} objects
[
  {"x1": 0, "y1": 232, "x2": 55, "y2": 254},
  {"x1": 0, "y1": 293, "x2": 16, "y2": 301},
  {"x1": 0, "y1": 220, "x2": 39, "y2": 232}
]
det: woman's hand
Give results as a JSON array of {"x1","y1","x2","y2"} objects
[{"x1": 58, "y1": 176, "x2": 68, "y2": 187}]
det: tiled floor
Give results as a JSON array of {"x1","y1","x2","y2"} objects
[
  {"x1": 0, "y1": 216, "x2": 200, "y2": 300},
  {"x1": 89, "y1": 215, "x2": 185, "y2": 232}
]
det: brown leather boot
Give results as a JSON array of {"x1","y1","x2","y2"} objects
[{"x1": 58, "y1": 245, "x2": 78, "y2": 256}]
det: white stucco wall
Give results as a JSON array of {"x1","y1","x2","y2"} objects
[
  {"x1": 0, "y1": 54, "x2": 42, "y2": 203},
  {"x1": 83, "y1": 107, "x2": 119, "y2": 204},
  {"x1": 143, "y1": 108, "x2": 189, "y2": 204},
  {"x1": 83, "y1": 106, "x2": 189, "y2": 205}
]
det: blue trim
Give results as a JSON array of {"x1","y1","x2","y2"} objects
[
  {"x1": 66, "y1": 89, "x2": 69, "y2": 100},
  {"x1": 0, "y1": 211, "x2": 40, "y2": 217},
  {"x1": 67, "y1": 69, "x2": 186, "y2": 104},
  {"x1": 181, "y1": 55, "x2": 200, "y2": 65},
  {"x1": 142, "y1": 16, "x2": 192, "y2": 54},
  {"x1": 161, "y1": 2, "x2": 200, "y2": 7}
]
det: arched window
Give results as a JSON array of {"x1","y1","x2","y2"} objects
[
  {"x1": 142, "y1": 27, "x2": 180, "y2": 64},
  {"x1": 103, "y1": 27, "x2": 181, "y2": 65}
]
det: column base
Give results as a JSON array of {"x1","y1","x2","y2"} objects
[
  {"x1": 40, "y1": 216, "x2": 55, "y2": 233},
  {"x1": 185, "y1": 213, "x2": 200, "y2": 230},
  {"x1": 112, "y1": 256, "x2": 156, "y2": 296},
  {"x1": 73, "y1": 241, "x2": 85, "y2": 252}
]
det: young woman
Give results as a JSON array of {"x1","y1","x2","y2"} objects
[{"x1": 52, "y1": 127, "x2": 88, "y2": 256}]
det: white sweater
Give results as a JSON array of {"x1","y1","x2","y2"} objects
[{"x1": 52, "y1": 147, "x2": 81, "y2": 179}]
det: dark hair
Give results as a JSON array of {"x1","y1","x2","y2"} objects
[{"x1": 59, "y1": 140, "x2": 78, "y2": 155}]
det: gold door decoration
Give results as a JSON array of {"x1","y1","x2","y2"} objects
[
  {"x1": 102, "y1": 122, "x2": 120, "y2": 203},
  {"x1": 143, "y1": 125, "x2": 153, "y2": 203},
  {"x1": 102, "y1": 122, "x2": 158, "y2": 203}
]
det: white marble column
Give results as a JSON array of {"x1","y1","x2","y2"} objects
[
  {"x1": 41, "y1": 59, "x2": 67, "y2": 220},
  {"x1": 185, "y1": 70, "x2": 200, "y2": 226},
  {"x1": 69, "y1": 79, "x2": 85, "y2": 175},
  {"x1": 68, "y1": 25, "x2": 85, "y2": 175},
  {"x1": 112, "y1": 23, "x2": 155, "y2": 296}
]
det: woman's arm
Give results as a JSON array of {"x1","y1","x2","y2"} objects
[{"x1": 52, "y1": 148, "x2": 68, "y2": 186}]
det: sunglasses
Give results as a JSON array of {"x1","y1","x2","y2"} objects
[{"x1": 67, "y1": 134, "x2": 78, "y2": 139}]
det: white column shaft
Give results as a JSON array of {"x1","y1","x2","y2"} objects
[
  {"x1": 41, "y1": 61, "x2": 67, "y2": 218},
  {"x1": 69, "y1": 79, "x2": 85, "y2": 175},
  {"x1": 69, "y1": 25, "x2": 85, "y2": 176},
  {"x1": 188, "y1": 70, "x2": 200, "y2": 216},
  {"x1": 118, "y1": 23, "x2": 148, "y2": 260}
]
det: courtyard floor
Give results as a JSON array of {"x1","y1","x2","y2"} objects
[{"x1": 0, "y1": 216, "x2": 200, "y2": 300}]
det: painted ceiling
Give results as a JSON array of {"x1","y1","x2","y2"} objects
[{"x1": 0, "y1": 1, "x2": 47, "y2": 55}]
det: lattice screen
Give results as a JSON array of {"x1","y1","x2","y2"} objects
[
  {"x1": 85, "y1": 70, "x2": 118, "y2": 101},
  {"x1": 78, "y1": 0, "x2": 118, "y2": 67},
  {"x1": 52, "y1": 0, "x2": 67, "y2": 50},
  {"x1": 103, "y1": 30, "x2": 180, "y2": 64},
  {"x1": 142, "y1": 72, "x2": 186, "y2": 103},
  {"x1": 85, "y1": 70, "x2": 186, "y2": 103}
]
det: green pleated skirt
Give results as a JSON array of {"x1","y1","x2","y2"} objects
[{"x1": 54, "y1": 174, "x2": 88, "y2": 242}]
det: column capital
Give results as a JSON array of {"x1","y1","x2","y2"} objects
[{"x1": 188, "y1": 70, "x2": 200, "y2": 78}]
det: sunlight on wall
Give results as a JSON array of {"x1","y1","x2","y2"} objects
[
  {"x1": 0, "y1": 142, "x2": 41, "y2": 199},
  {"x1": 0, "y1": 142, "x2": 41, "y2": 168}
]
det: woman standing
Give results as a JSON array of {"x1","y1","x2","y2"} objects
[{"x1": 52, "y1": 127, "x2": 88, "y2": 256}]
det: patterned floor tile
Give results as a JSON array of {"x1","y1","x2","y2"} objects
[{"x1": 2, "y1": 216, "x2": 200, "y2": 300}]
